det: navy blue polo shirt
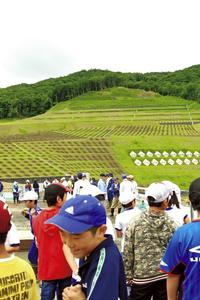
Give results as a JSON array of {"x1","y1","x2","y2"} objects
[{"x1": 79, "y1": 234, "x2": 128, "y2": 300}]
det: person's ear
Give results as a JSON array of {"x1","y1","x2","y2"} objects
[
  {"x1": 97, "y1": 224, "x2": 107, "y2": 237},
  {"x1": 56, "y1": 195, "x2": 64, "y2": 206}
]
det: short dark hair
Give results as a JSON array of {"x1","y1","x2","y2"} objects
[
  {"x1": 77, "y1": 173, "x2": 83, "y2": 179},
  {"x1": 147, "y1": 196, "x2": 163, "y2": 207},
  {"x1": 0, "y1": 232, "x2": 8, "y2": 244},
  {"x1": 189, "y1": 191, "x2": 200, "y2": 211},
  {"x1": 95, "y1": 194, "x2": 105, "y2": 201},
  {"x1": 122, "y1": 200, "x2": 134, "y2": 209},
  {"x1": 100, "y1": 173, "x2": 105, "y2": 177},
  {"x1": 44, "y1": 184, "x2": 66, "y2": 206},
  {"x1": 189, "y1": 178, "x2": 200, "y2": 211}
]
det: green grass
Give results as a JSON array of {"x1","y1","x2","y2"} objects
[
  {"x1": 0, "y1": 87, "x2": 200, "y2": 189},
  {"x1": 112, "y1": 135, "x2": 200, "y2": 189},
  {"x1": 49, "y1": 87, "x2": 194, "y2": 111}
]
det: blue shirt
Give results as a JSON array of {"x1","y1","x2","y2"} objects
[
  {"x1": 160, "y1": 220, "x2": 200, "y2": 300},
  {"x1": 79, "y1": 234, "x2": 127, "y2": 300},
  {"x1": 97, "y1": 179, "x2": 107, "y2": 193}
]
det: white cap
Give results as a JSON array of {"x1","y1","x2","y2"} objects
[
  {"x1": 162, "y1": 180, "x2": 181, "y2": 204},
  {"x1": 119, "y1": 192, "x2": 136, "y2": 205},
  {"x1": 61, "y1": 177, "x2": 66, "y2": 181},
  {"x1": 80, "y1": 184, "x2": 106, "y2": 197},
  {"x1": 145, "y1": 182, "x2": 170, "y2": 203},
  {"x1": 20, "y1": 191, "x2": 38, "y2": 201}
]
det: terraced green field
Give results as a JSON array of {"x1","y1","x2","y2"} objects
[{"x1": 0, "y1": 87, "x2": 200, "y2": 189}]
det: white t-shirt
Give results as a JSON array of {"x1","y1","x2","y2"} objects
[
  {"x1": 115, "y1": 207, "x2": 141, "y2": 252},
  {"x1": 73, "y1": 179, "x2": 89, "y2": 196},
  {"x1": 165, "y1": 206, "x2": 188, "y2": 227},
  {"x1": 5, "y1": 222, "x2": 20, "y2": 247},
  {"x1": 106, "y1": 217, "x2": 115, "y2": 241}
]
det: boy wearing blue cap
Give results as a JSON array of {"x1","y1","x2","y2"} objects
[{"x1": 46, "y1": 194, "x2": 128, "y2": 300}]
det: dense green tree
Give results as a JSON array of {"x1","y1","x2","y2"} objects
[{"x1": 1, "y1": 65, "x2": 200, "y2": 119}]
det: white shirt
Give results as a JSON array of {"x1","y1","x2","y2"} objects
[
  {"x1": 120, "y1": 179, "x2": 136, "y2": 195},
  {"x1": 165, "y1": 206, "x2": 188, "y2": 227},
  {"x1": 115, "y1": 207, "x2": 141, "y2": 252},
  {"x1": 106, "y1": 217, "x2": 115, "y2": 241},
  {"x1": 5, "y1": 222, "x2": 20, "y2": 247},
  {"x1": 73, "y1": 179, "x2": 89, "y2": 196}
]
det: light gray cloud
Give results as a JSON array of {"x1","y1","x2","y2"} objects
[{"x1": 0, "y1": 0, "x2": 200, "y2": 87}]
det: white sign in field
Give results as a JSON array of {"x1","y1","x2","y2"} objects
[{"x1": 130, "y1": 149, "x2": 200, "y2": 166}]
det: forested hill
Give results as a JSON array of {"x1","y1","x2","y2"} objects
[{"x1": 0, "y1": 65, "x2": 200, "y2": 119}]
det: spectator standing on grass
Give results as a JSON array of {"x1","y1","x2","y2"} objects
[
  {"x1": 32, "y1": 183, "x2": 72, "y2": 300},
  {"x1": 46, "y1": 194, "x2": 128, "y2": 300},
  {"x1": 97, "y1": 173, "x2": 107, "y2": 195},
  {"x1": 124, "y1": 182, "x2": 177, "y2": 300},
  {"x1": 115, "y1": 192, "x2": 141, "y2": 253},
  {"x1": 106, "y1": 173, "x2": 115, "y2": 211},
  {"x1": 20, "y1": 191, "x2": 42, "y2": 277},
  {"x1": 25, "y1": 179, "x2": 32, "y2": 192},
  {"x1": 43, "y1": 178, "x2": 50, "y2": 190},
  {"x1": 0, "y1": 179, "x2": 3, "y2": 195},
  {"x1": 160, "y1": 177, "x2": 200, "y2": 300},
  {"x1": 12, "y1": 181, "x2": 20, "y2": 204},
  {"x1": 110, "y1": 177, "x2": 122, "y2": 216},
  {"x1": 0, "y1": 199, "x2": 39, "y2": 299},
  {"x1": 73, "y1": 172, "x2": 88, "y2": 196},
  {"x1": 33, "y1": 179, "x2": 40, "y2": 197}
]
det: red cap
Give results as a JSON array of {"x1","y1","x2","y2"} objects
[{"x1": 0, "y1": 200, "x2": 12, "y2": 233}]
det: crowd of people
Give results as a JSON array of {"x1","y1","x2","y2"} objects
[{"x1": 0, "y1": 172, "x2": 200, "y2": 300}]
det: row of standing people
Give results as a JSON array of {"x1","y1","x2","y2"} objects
[{"x1": 1, "y1": 175, "x2": 199, "y2": 300}]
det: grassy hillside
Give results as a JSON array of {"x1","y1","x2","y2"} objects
[{"x1": 0, "y1": 87, "x2": 200, "y2": 189}]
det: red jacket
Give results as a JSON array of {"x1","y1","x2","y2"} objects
[{"x1": 33, "y1": 207, "x2": 72, "y2": 280}]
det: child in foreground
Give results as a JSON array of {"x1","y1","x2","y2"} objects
[
  {"x1": 46, "y1": 194, "x2": 128, "y2": 300},
  {"x1": 0, "y1": 199, "x2": 39, "y2": 299}
]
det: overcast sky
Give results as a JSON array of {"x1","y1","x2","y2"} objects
[{"x1": 0, "y1": 0, "x2": 199, "y2": 87}]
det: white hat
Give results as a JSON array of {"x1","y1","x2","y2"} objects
[
  {"x1": 127, "y1": 175, "x2": 134, "y2": 180},
  {"x1": 20, "y1": 191, "x2": 38, "y2": 201},
  {"x1": 80, "y1": 184, "x2": 106, "y2": 197},
  {"x1": 162, "y1": 180, "x2": 181, "y2": 203},
  {"x1": 61, "y1": 177, "x2": 65, "y2": 181},
  {"x1": 145, "y1": 182, "x2": 170, "y2": 203},
  {"x1": 119, "y1": 192, "x2": 136, "y2": 205}
]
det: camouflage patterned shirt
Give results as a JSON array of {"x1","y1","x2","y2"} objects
[{"x1": 123, "y1": 209, "x2": 177, "y2": 283}]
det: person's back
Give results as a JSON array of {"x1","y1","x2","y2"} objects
[
  {"x1": 33, "y1": 207, "x2": 71, "y2": 279},
  {"x1": 160, "y1": 177, "x2": 200, "y2": 300},
  {"x1": 32, "y1": 183, "x2": 72, "y2": 300},
  {"x1": 124, "y1": 182, "x2": 177, "y2": 300},
  {"x1": 115, "y1": 192, "x2": 141, "y2": 252},
  {"x1": 0, "y1": 199, "x2": 39, "y2": 300},
  {"x1": 120, "y1": 178, "x2": 134, "y2": 195}
]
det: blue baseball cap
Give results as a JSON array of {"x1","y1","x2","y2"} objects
[{"x1": 45, "y1": 195, "x2": 106, "y2": 234}]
